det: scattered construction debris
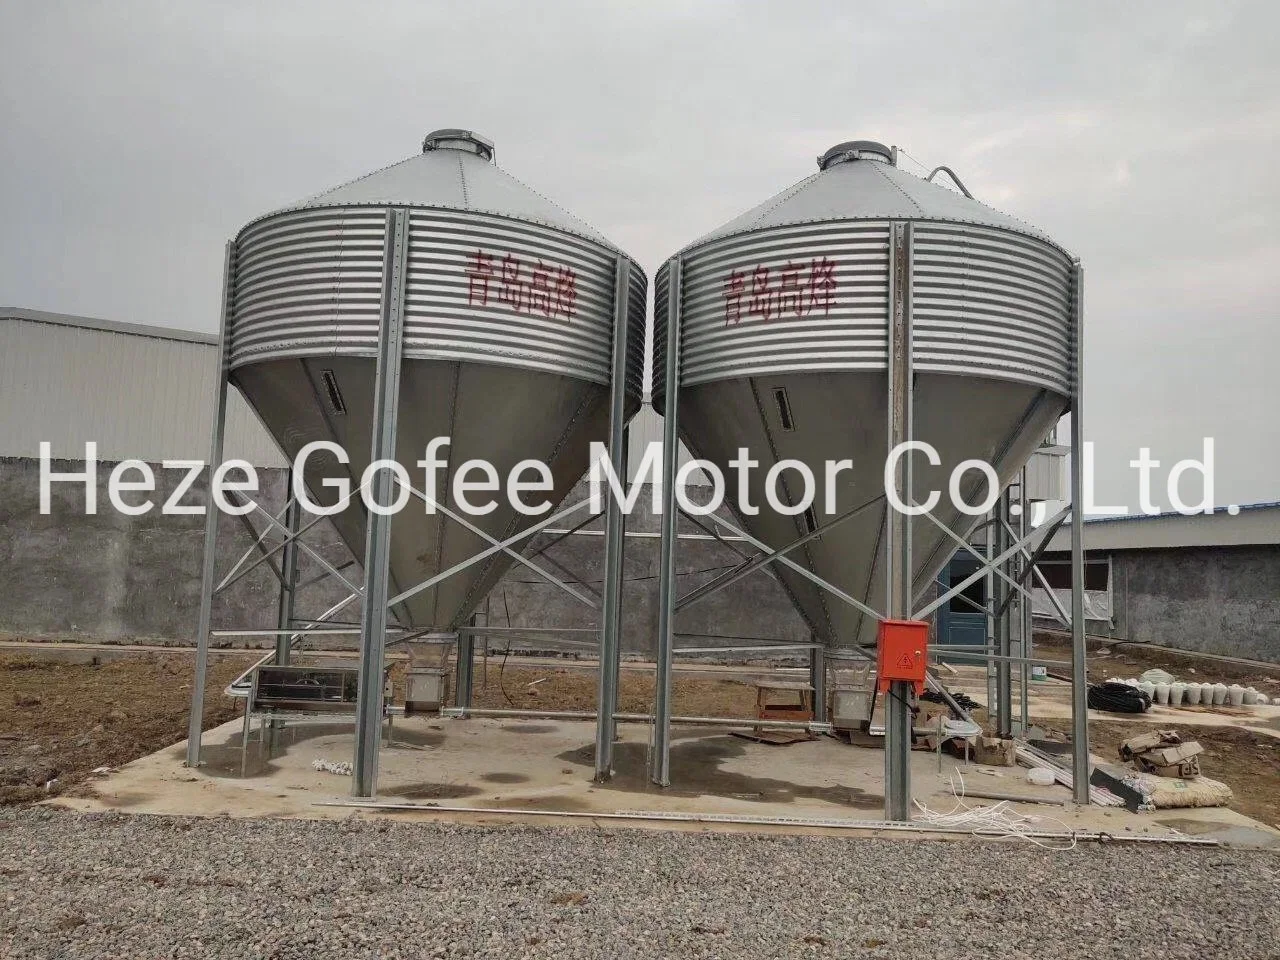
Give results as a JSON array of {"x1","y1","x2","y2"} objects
[
  {"x1": 973, "y1": 737, "x2": 1016, "y2": 767},
  {"x1": 1112, "y1": 730, "x2": 1233, "y2": 810},
  {"x1": 1119, "y1": 730, "x2": 1203, "y2": 778},
  {"x1": 312, "y1": 758, "x2": 353, "y2": 776},
  {"x1": 1016, "y1": 742, "x2": 1126, "y2": 807},
  {"x1": 1100, "y1": 669, "x2": 1271, "y2": 709},
  {"x1": 1131, "y1": 774, "x2": 1233, "y2": 810}
]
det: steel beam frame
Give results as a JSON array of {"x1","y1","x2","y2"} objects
[
  {"x1": 267, "y1": 486, "x2": 302, "y2": 751},
  {"x1": 274, "y1": 484, "x2": 302, "y2": 667},
  {"x1": 352, "y1": 207, "x2": 410, "y2": 799},
  {"x1": 884, "y1": 220, "x2": 914, "y2": 821},
  {"x1": 455, "y1": 629, "x2": 475, "y2": 713},
  {"x1": 1017, "y1": 469, "x2": 1031, "y2": 734},
  {"x1": 651, "y1": 257, "x2": 683, "y2": 786},
  {"x1": 185, "y1": 241, "x2": 235, "y2": 768},
  {"x1": 995, "y1": 490, "x2": 1013, "y2": 738},
  {"x1": 594, "y1": 257, "x2": 633, "y2": 780},
  {"x1": 1069, "y1": 262, "x2": 1091, "y2": 802}
]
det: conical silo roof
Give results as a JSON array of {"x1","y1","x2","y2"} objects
[
  {"x1": 264, "y1": 128, "x2": 623, "y2": 251},
  {"x1": 684, "y1": 140, "x2": 1062, "y2": 252}
]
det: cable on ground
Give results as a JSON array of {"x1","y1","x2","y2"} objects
[{"x1": 913, "y1": 772, "x2": 1079, "y2": 850}]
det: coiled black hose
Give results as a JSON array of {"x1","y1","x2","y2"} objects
[{"x1": 1087, "y1": 681, "x2": 1152, "y2": 714}]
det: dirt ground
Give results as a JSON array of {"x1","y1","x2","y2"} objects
[
  {"x1": 2, "y1": 645, "x2": 1277, "y2": 829},
  {"x1": 1035, "y1": 633, "x2": 1280, "y2": 698},
  {"x1": 1033, "y1": 635, "x2": 1280, "y2": 827},
  {"x1": 1057, "y1": 718, "x2": 1280, "y2": 827},
  {"x1": 455, "y1": 659, "x2": 761, "y2": 718},
  {"x1": 0, "y1": 652, "x2": 763, "y2": 806},
  {"x1": 0, "y1": 653, "x2": 256, "y2": 805}
]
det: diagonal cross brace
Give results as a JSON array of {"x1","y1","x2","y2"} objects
[
  {"x1": 676, "y1": 494, "x2": 885, "y2": 612},
  {"x1": 913, "y1": 505, "x2": 1069, "y2": 620},
  {"x1": 231, "y1": 492, "x2": 365, "y2": 598},
  {"x1": 214, "y1": 501, "x2": 291, "y2": 592},
  {"x1": 387, "y1": 496, "x2": 597, "y2": 608},
  {"x1": 395, "y1": 478, "x2": 599, "y2": 610},
  {"x1": 692, "y1": 510, "x2": 886, "y2": 624},
  {"x1": 912, "y1": 502, "x2": 1040, "y2": 613}
]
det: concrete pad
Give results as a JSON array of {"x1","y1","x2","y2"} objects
[{"x1": 51, "y1": 713, "x2": 1280, "y2": 847}]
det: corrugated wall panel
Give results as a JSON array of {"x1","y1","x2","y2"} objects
[
  {"x1": 230, "y1": 205, "x2": 648, "y2": 397},
  {"x1": 912, "y1": 223, "x2": 1073, "y2": 394},
  {"x1": 655, "y1": 219, "x2": 1073, "y2": 399},
  {"x1": 231, "y1": 209, "x2": 388, "y2": 367},
  {"x1": 0, "y1": 318, "x2": 284, "y2": 465},
  {"x1": 676, "y1": 221, "x2": 891, "y2": 388},
  {"x1": 404, "y1": 209, "x2": 618, "y2": 383}
]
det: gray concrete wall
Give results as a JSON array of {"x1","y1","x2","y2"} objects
[
  {"x1": 0, "y1": 457, "x2": 352, "y2": 646},
  {"x1": 1108, "y1": 545, "x2": 1280, "y2": 662},
  {"x1": 494, "y1": 478, "x2": 812, "y2": 657},
  {"x1": 0, "y1": 458, "x2": 811, "y2": 655}
]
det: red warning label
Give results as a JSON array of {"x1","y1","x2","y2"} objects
[{"x1": 895, "y1": 652, "x2": 915, "y2": 670}]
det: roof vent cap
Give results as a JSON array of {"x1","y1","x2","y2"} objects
[
  {"x1": 422, "y1": 128, "x2": 495, "y2": 162},
  {"x1": 817, "y1": 140, "x2": 895, "y2": 170}
]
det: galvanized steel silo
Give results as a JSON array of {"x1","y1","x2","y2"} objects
[
  {"x1": 229, "y1": 129, "x2": 647, "y2": 631},
  {"x1": 655, "y1": 139, "x2": 1075, "y2": 651}
]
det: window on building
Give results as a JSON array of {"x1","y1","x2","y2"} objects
[
  {"x1": 1034, "y1": 559, "x2": 1110, "y2": 591},
  {"x1": 948, "y1": 573, "x2": 987, "y2": 614}
]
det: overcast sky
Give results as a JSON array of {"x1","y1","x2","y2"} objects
[{"x1": 1, "y1": 1, "x2": 1276, "y2": 513}]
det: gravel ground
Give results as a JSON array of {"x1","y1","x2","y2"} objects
[{"x1": 2, "y1": 808, "x2": 1278, "y2": 960}]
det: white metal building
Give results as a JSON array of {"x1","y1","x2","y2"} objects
[{"x1": 0, "y1": 308, "x2": 282, "y2": 465}]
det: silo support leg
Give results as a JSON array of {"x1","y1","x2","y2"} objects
[
  {"x1": 1069, "y1": 262, "x2": 1091, "y2": 803},
  {"x1": 610, "y1": 424, "x2": 630, "y2": 744},
  {"x1": 273, "y1": 484, "x2": 301, "y2": 669},
  {"x1": 456, "y1": 631, "x2": 474, "y2": 713},
  {"x1": 185, "y1": 240, "x2": 235, "y2": 770},
  {"x1": 268, "y1": 484, "x2": 301, "y2": 755},
  {"x1": 810, "y1": 645, "x2": 827, "y2": 723},
  {"x1": 651, "y1": 258, "x2": 683, "y2": 788},
  {"x1": 883, "y1": 220, "x2": 914, "y2": 822},
  {"x1": 1017, "y1": 470, "x2": 1030, "y2": 736},
  {"x1": 353, "y1": 209, "x2": 409, "y2": 800},
  {"x1": 594, "y1": 258, "x2": 632, "y2": 781},
  {"x1": 995, "y1": 493, "x2": 1013, "y2": 739}
]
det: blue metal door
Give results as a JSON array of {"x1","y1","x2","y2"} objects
[{"x1": 935, "y1": 551, "x2": 988, "y2": 659}]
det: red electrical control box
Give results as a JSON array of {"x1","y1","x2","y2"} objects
[{"x1": 876, "y1": 619, "x2": 929, "y2": 695}]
